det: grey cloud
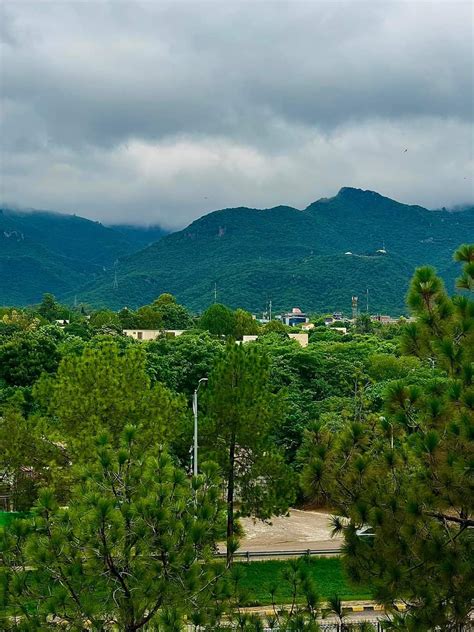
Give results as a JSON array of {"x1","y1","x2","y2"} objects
[{"x1": 0, "y1": 1, "x2": 473, "y2": 227}]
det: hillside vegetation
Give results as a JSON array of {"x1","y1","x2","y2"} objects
[
  {"x1": 0, "y1": 208, "x2": 166, "y2": 305},
  {"x1": 75, "y1": 188, "x2": 474, "y2": 314},
  {"x1": 2, "y1": 189, "x2": 472, "y2": 313}
]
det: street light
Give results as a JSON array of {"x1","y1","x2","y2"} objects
[
  {"x1": 380, "y1": 416, "x2": 393, "y2": 450},
  {"x1": 192, "y1": 378, "x2": 208, "y2": 476}
]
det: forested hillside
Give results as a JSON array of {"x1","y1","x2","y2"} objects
[
  {"x1": 0, "y1": 208, "x2": 166, "y2": 305},
  {"x1": 2, "y1": 190, "x2": 472, "y2": 312},
  {"x1": 74, "y1": 188, "x2": 474, "y2": 314}
]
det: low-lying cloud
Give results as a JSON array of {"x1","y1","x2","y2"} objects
[{"x1": 1, "y1": 1, "x2": 472, "y2": 227}]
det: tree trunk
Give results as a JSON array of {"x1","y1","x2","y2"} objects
[{"x1": 226, "y1": 432, "x2": 236, "y2": 567}]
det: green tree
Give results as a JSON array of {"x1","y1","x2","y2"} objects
[
  {"x1": 145, "y1": 331, "x2": 224, "y2": 396},
  {"x1": 263, "y1": 319, "x2": 289, "y2": 335},
  {"x1": 454, "y1": 243, "x2": 474, "y2": 291},
  {"x1": 118, "y1": 306, "x2": 139, "y2": 329},
  {"x1": 62, "y1": 320, "x2": 92, "y2": 340},
  {"x1": 36, "y1": 293, "x2": 65, "y2": 322},
  {"x1": 151, "y1": 293, "x2": 193, "y2": 329},
  {"x1": 301, "y1": 246, "x2": 474, "y2": 628},
  {"x1": 367, "y1": 353, "x2": 420, "y2": 382},
  {"x1": 202, "y1": 344, "x2": 295, "y2": 564},
  {"x1": 199, "y1": 304, "x2": 236, "y2": 337},
  {"x1": 0, "y1": 328, "x2": 61, "y2": 387},
  {"x1": 89, "y1": 309, "x2": 120, "y2": 329},
  {"x1": 355, "y1": 313, "x2": 373, "y2": 334},
  {"x1": 38, "y1": 340, "x2": 186, "y2": 454},
  {"x1": 0, "y1": 409, "x2": 67, "y2": 510},
  {"x1": 233, "y1": 308, "x2": 260, "y2": 339},
  {"x1": 135, "y1": 304, "x2": 164, "y2": 329},
  {"x1": 1, "y1": 427, "x2": 225, "y2": 630},
  {"x1": 0, "y1": 309, "x2": 40, "y2": 335}
]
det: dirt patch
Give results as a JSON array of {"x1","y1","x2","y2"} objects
[{"x1": 224, "y1": 509, "x2": 343, "y2": 553}]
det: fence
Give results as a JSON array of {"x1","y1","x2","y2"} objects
[
  {"x1": 316, "y1": 626, "x2": 474, "y2": 632},
  {"x1": 257, "y1": 625, "x2": 474, "y2": 632},
  {"x1": 214, "y1": 548, "x2": 342, "y2": 560}
]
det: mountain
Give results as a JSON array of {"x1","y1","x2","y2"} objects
[
  {"x1": 71, "y1": 188, "x2": 474, "y2": 315},
  {"x1": 0, "y1": 208, "x2": 167, "y2": 305},
  {"x1": 106, "y1": 224, "x2": 168, "y2": 250}
]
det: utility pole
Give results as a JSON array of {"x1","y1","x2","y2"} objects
[
  {"x1": 192, "y1": 378, "x2": 208, "y2": 476},
  {"x1": 113, "y1": 260, "x2": 119, "y2": 290},
  {"x1": 269, "y1": 299, "x2": 272, "y2": 321}
]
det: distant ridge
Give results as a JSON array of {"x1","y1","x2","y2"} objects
[
  {"x1": 66, "y1": 188, "x2": 474, "y2": 315},
  {"x1": 0, "y1": 207, "x2": 167, "y2": 305}
]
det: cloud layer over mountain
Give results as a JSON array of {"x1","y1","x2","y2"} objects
[{"x1": 1, "y1": 1, "x2": 472, "y2": 227}]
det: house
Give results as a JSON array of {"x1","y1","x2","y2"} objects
[
  {"x1": 332, "y1": 327, "x2": 348, "y2": 335},
  {"x1": 55, "y1": 319, "x2": 70, "y2": 327},
  {"x1": 123, "y1": 329, "x2": 186, "y2": 341},
  {"x1": 242, "y1": 333, "x2": 309, "y2": 348},
  {"x1": 324, "y1": 312, "x2": 344, "y2": 326},
  {"x1": 281, "y1": 307, "x2": 309, "y2": 327},
  {"x1": 288, "y1": 333, "x2": 309, "y2": 347},
  {"x1": 241, "y1": 335, "x2": 259, "y2": 344},
  {"x1": 371, "y1": 315, "x2": 397, "y2": 325}
]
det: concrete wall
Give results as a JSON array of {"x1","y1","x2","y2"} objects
[
  {"x1": 288, "y1": 333, "x2": 309, "y2": 347},
  {"x1": 123, "y1": 329, "x2": 185, "y2": 341},
  {"x1": 242, "y1": 333, "x2": 308, "y2": 347}
]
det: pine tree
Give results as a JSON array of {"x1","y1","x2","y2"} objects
[
  {"x1": 301, "y1": 245, "x2": 474, "y2": 628},
  {"x1": 37, "y1": 340, "x2": 186, "y2": 454},
  {"x1": 1, "y1": 427, "x2": 225, "y2": 630},
  {"x1": 202, "y1": 343, "x2": 295, "y2": 564}
]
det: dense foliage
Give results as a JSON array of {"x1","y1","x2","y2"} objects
[
  {"x1": 1, "y1": 429, "x2": 225, "y2": 630},
  {"x1": 0, "y1": 207, "x2": 166, "y2": 306},
  {"x1": 301, "y1": 245, "x2": 474, "y2": 629},
  {"x1": 0, "y1": 244, "x2": 472, "y2": 628}
]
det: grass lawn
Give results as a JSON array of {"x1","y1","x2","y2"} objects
[
  {"x1": 0, "y1": 511, "x2": 29, "y2": 528},
  {"x1": 233, "y1": 557, "x2": 372, "y2": 606}
]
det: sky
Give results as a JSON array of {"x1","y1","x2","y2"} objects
[{"x1": 0, "y1": 1, "x2": 473, "y2": 229}]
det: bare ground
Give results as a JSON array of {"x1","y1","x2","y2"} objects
[{"x1": 219, "y1": 509, "x2": 343, "y2": 553}]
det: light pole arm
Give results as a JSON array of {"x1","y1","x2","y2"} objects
[
  {"x1": 193, "y1": 378, "x2": 208, "y2": 477},
  {"x1": 193, "y1": 389, "x2": 198, "y2": 477}
]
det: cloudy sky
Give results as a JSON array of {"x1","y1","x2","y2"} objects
[{"x1": 0, "y1": 1, "x2": 472, "y2": 228}]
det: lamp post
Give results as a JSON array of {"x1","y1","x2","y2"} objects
[
  {"x1": 380, "y1": 415, "x2": 393, "y2": 450},
  {"x1": 193, "y1": 378, "x2": 208, "y2": 476}
]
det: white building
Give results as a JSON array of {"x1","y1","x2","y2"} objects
[
  {"x1": 123, "y1": 329, "x2": 186, "y2": 341},
  {"x1": 242, "y1": 332, "x2": 309, "y2": 348}
]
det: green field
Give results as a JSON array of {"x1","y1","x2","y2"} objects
[
  {"x1": 232, "y1": 558, "x2": 372, "y2": 606},
  {"x1": 0, "y1": 514, "x2": 371, "y2": 607},
  {"x1": 0, "y1": 511, "x2": 28, "y2": 528}
]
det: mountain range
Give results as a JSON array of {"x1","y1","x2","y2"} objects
[
  {"x1": 1, "y1": 188, "x2": 473, "y2": 314},
  {"x1": 0, "y1": 208, "x2": 166, "y2": 305}
]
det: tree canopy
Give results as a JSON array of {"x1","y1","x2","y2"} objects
[
  {"x1": 1, "y1": 428, "x2": 225, "y2": 630},
  {"x1": 301, "y1": 245, "x2": 474, "y2": 628},
  {"x1": 202, "y1": 343, "x2": 295, "y2": 563}
]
